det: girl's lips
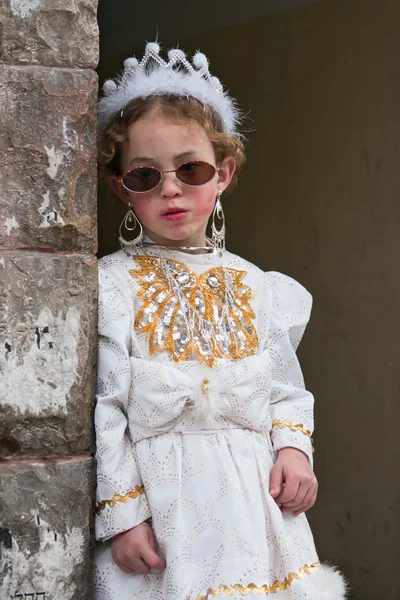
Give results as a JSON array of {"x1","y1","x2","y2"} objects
[{"x1": 162, "y1": 209, "x2": 188, "y2": 221}]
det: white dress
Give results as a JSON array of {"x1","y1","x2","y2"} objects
[{"x1": 94, "y1": 247, "x2": 345, "y2": 600}]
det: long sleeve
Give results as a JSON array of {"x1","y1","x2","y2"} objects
[
  {"x1": 265, "y1": 272, "x2": 315, "y2": 467},
  {"x1": 95, "y1": 261, "x2": 151, "y2": 542}
]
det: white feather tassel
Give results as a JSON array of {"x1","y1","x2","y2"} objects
[
  {"x1": 187, "y1": 376, "x2": 230, "y2": 423},
  {"x1": 313, "y1": 564, "x2": 349, "y2": 599}
]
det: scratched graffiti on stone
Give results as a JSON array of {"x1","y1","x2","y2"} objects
[
  {"x1": 2, "y1": 514, "x2": 84, "y2": 600},
  {"x1": 11, "y1": 594, "x2": 46, "y2": 599},
  {"x1": 38, "y1": 191, "x2": 66, "y2": 228},
  {"x1": 0, "y1": 307, "x2": 80, "y2": 414}
]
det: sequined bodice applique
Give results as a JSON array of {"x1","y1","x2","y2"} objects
[{"x1": 129, "y1": 255, "x2": 258, "y2": 367}]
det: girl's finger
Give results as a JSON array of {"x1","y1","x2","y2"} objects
[
  {"x1": 280, "y1": 481, "x2": 309, "y2": 508},
  {"x1": 305, "y1": 490, "x2": 318, "y2": 512},
  {"x1": 269, "y1": 462, "x2": 284, "y2": 498},
  {"x1": 141, "y1": 544, "x2": 166, "y2": 571},
  {"x1": 147, "y1": 526, "x2": 157, "y2": 552},
  {"x1": 276, "y1": 477, "x2": 300, "y2": 504},
  {"x1": 293, "y1": 489, "x2": 318, "y2": 516},
  {"x1": 128, "y1": 556, "x2": 151, "y2": 575},
  {"x1": 115, "y1": 554, "x2": 148, "y2": 574},
  {"x1": 116, "y1": 560, "x2": 134, "y2": 574}
]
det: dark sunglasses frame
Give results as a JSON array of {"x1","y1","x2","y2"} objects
[{"x1": 119, "y1": 160, "x2": 220, "y2": 194}]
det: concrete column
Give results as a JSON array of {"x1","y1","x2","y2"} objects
[{"x1": 0, "y1": 2, "x2": 99, "y2": 598}]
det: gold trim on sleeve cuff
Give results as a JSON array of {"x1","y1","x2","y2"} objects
[
  {"x1": 96, "y1": 485, "x2": 145, "y2": 515},
  {"x1": 271, "y1": 419, "x2": 315, "y2": 452},
  {"x1": 195, "y1": 561, "x2": 321, "y2": 599}
]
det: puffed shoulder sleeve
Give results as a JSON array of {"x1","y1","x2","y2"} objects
[
  {"x1": 265, "y1": 271, "x2": 315, "y2": 467},
  {"x1": 95, "y1": 259, "x2": 151, "y2": 542}
]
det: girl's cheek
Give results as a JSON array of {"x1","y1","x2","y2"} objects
[
  {"x1": 195, "y1": 190, "x2": 217, "y2": 216},
  {"x1": 130, "y1": 196, "x2": 153, "y2": 222}
]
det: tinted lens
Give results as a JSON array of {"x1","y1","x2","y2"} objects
[
  {"x1": 176, "y1": 161, "x2": 216, "y2": 186},
  {"x1": 122, "y1": 167, "x2": 161, "y2": 192}
]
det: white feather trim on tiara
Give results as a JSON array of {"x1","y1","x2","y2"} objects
[{"x1": 98, "y1": 41, "x2": 241, "y2": 137}]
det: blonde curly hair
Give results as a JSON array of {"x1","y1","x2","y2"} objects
[{"x1": 98, "y1": 94, "x2": 246, "y2": 192}]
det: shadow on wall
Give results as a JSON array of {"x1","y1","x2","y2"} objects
[{"x1": 97, "y1": 171, "x2": 126, "y2": 258}]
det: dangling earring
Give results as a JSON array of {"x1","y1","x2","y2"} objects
[
  {"x1": 118, "y1": 201, "x2": 143, "y2": 250},
  {"x1": 211, "y1": 191, "x2": 225, "y2": 254}
]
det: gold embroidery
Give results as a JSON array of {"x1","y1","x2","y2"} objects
[
  {"x1": 271, "y1": 419, "x2": 315, "y2": 452},
  {"x1": 194, "y1": 561, "x2": 321, "y2": 599},
  {"x1": 130, "y1": 256, "x2": 258, "y2": 367},
  {"x1": 95, "y1": 485, "x2": 145, "y2": 515}
]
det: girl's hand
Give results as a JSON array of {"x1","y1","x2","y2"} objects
[
  {"x1": 111, "y1": 522, "x2": 166, "y2": 574},
  {"x1": 269, "y1": 447, "x2": 318, "y2": 516}
]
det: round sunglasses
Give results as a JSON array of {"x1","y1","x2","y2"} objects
[{"x1": 119, "y1": 160, "x2": 220, "y2": 194}]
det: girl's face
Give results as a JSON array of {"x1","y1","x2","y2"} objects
[{"x1": 108, "y1": 109, "x2": 236, "y2": 247}]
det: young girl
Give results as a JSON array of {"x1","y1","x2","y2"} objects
[{"x1": 94, "y1": 43, "x2": 347, "y2": 600}]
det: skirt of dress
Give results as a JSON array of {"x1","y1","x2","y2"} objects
[{"x1": 95, "y1": 429, "x2": 323, "y2": 600}]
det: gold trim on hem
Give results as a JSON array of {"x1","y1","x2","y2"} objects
[
  {"x1": 194, "y1": 561, "x2": 321, "y2": 599},
  {"x1": 95, "y1": 485, "x2": 145, "y2": 515}
]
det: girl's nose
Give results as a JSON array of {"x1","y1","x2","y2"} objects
[{"x1": 159, "y1": 172, "x2": 183, "y2": 198}]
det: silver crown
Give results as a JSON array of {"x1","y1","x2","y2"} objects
[{"x1": 98, "y1": 42, "x2": 241, "y2": 136}]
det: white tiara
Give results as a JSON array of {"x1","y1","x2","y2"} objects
[{"x1": 98, "y1": 42, "x2": 241, "y2": 137}]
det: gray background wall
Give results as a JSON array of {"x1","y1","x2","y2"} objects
[{"x1": 97, "y1": 1, "x2": 400, "y2": 598}]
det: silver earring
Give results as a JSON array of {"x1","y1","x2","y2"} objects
[
  {"x1": 211, "y1": 191, "x2": 226, "y2": 254},
  {"x1": 118, "y1": 201, "x2": 143, "y2": 250}
]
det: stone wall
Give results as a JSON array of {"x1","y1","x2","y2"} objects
[{"x1": 0, "y1": 2, "x2": 99, "y2": 598}]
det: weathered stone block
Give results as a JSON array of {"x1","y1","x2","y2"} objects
[
  {"x1": 0, "y1": 457, "x2": 95, "y2": 599},
  {"x1": 0, "y1": 252, "x2": 97, "y2": 457},
  {"x1": 0, "y1": 66, "x2": 98, "y2": 253},
  {"x1": 0, "y1": 0, "x2": 99, "y2": 68}
]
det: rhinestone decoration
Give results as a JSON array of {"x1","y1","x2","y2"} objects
[
  {"x1": 207, "y1": 275, "x2": 220, "y2": 288},
  {"x1": 130, "y1": 256, "x2": 258, "y2": 367},
  {"x1": 176, "y1": 272, "x2": 191, "y2": 285}
]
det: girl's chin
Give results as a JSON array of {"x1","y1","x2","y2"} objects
[{"x1": 144, "y1": 225, "x2": 207, "y2": 246}]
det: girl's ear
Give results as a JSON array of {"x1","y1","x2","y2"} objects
[
  {"x1": 107, "y1": 174, "x2": 131, "y2": 206},
  {"x1": 217, "y1": 156, "x2": 236, "y2": 193}
]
